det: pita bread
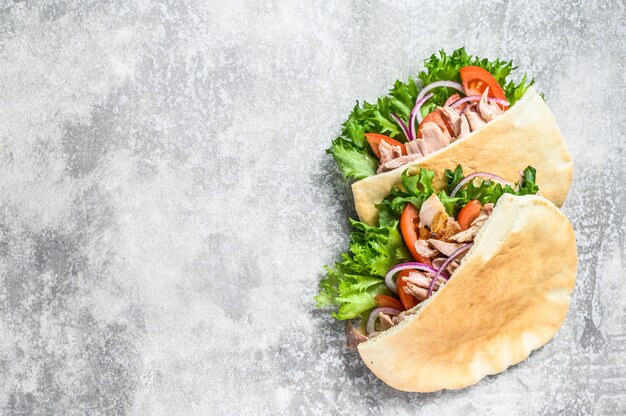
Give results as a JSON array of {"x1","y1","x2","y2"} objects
[
  {"x1": 357, "y1": 194, "x2": 577, "y2": 392},
  {"x1": 351, "y1": 88, "x2": 573, "y2": 226}
]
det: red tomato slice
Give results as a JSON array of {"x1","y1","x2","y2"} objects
[
  {"x1": 365, "y1": 133, "x2": 407, "y2": 159},
  {"x1": 396, "y1": 270, "x2": 418, "y2": 310},
  {"x1": 375, "y1": 294, "x2": 405, "y2": 311},
  {"x1": 400, "y1": 204, "x2": 432, "y2": 266},
  {"x1": 457, "y1": 200, "x2": 483, "y2": 231},
  {"x1": 416, "y1": 109, "x2": 453, "y2": 139},
  {"x1": 459, "y1": 66, "x2": 508, "y2": 109}
]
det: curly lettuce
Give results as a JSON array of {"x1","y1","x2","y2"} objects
[
  {"x1": 315, "y1": 219, "x2": 410, "y2": 320},
  {"x1": 383, "y1": 165, "x2": 540, "y2": 219}
]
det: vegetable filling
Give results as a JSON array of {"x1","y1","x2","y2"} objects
[{"x1": 316, "y1": 165, "x2": 540, "y2": 347}]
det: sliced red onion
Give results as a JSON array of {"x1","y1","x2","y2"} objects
[
  {"x1": 415, "y1": 81, "x2": 465, "y2": 107},
  {"x1": 413, "y1": 81, "x2": 464, "y2": 125},
  {"x1": 409, "y1": 93, "x2": 433, "y2": 138},
  {"x1": 366, "y1": 307, "x2": 402, "y2": 335},
  {"x1": 390, "y1": 113, "x2": 413, "y2": 142},
  {"x1": 384, "y1": 262, "x2": 443, "y2": 294},
  {"x1": 449, "y1": 95, "x2": 480, "y2": 109},
  {"x1": 490, "y1": 97, "x2": 510, "y2": 108},
  {"x1": 449, "y1": 95, "x2": 510, "y2": 110},
  {"x1": 427, "y1": 243, "x2": 473, "y2": 298},
  {"x1": 450, "y1": 172, "x2": 512, "y2": 197}
]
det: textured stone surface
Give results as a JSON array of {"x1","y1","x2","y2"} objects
[{"x1": 0, "y1": 1, "x2": 624, "y2": 415}]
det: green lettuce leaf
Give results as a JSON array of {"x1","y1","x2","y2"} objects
[
  {"x1": 383, "y1": 165, "x2": 541, "y2": 220},
  {"x1": 375, "y1": 167, "x2": 437, "y2": 218},
  {"x1": 444, "y1": 164, "x2": 465, "y2": 193},
  {"x1": 327, "y1": 138, "x2": 378, "y2": 180},
  {"x1": 315, "y1": 219, "x2": 410, "y2": 320},
  {"x1": 442, "y1": 165, "x2": 540, "y2": 215}
]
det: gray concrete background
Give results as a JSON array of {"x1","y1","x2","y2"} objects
[{"x1": 0, "y1": 1, "x2": 624, "y2": 415}]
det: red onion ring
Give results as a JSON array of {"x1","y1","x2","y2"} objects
[
  {"x1": 408, "y1": 93, "x2": 433, "y2": 139},
  {"x1": 449, "y1": 95, "x2": 510, "y2": 110},
  {"x1": 415, "y1": 81, "x2": 465, "y2": 107},
  {"x1": 384, "y1": 262, "x2": 445, "y2": 294},
  {"x1": 390, "y1": 113, "x2": 413, "y2": 142},
  {"x1": 411, "y1": 81, "x2": 465, "y2": 128},
  {"x1": 427, "y1": 243, "x2": 473, "y2": 298},
  {"x1": 450, "y1": 172, "x2": 512, "y2": 198},
  {"x1": 366, "y1": 307, "x2": 402, "y2": 334},
  {"x1": 412, "y1": 81, "x2": 464, "y2": 126},
  {"x1": 449, "y1": 95, "x2": 480, "y2": 109}
]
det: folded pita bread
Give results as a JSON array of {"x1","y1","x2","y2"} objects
[
  {"x1": 352, "y1": 88, "x2": 573, "y2": 226},
  {"x1": 357, "y1": 194, "x2": 577, "y2": 392}
]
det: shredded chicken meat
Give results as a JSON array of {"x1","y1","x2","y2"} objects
[
  {"x1": 355, "y1": 199, "x2": 496, "y2": 342},
  {"x1": 392, "y1": 311, "x2": 407, "y2": 325},
  {"x1": 377, "y1": 154, "x2": 422, "y2": 173},
  {"x1": 419, "y1": 194, "x2": 445, "y2": 227},
  {"x1": 414, "y1": 239, "x2": 438, "y2": 258},
  {"x1": 345, "y1": 320, "x2": 368, "y2": 350},
  {"x1": 402, "y1": 270, "x2": 446, "y2": 301},
  {"x1": 378, "y1": 139, "x2": 402, "y2": 165},
  {"x1": 374, "y1": 88, "x2": 504, "y2": 174},
  {"x1": 369, "y1": 310, "x2": 412, "y2": 336},
  {"x1": 427, "y1": 239, "x2": 464, "y2": 256},
  {"x1": 406, "y1": 196, "x2": 496, "y2": 295},
  {"x1": 378, "y1": 313, "x2": 395, "y2": 332},
  {"x1": 432, "y1": 257, "x2": 462, "y2": 275},
  {"x1": 449, "y1": 203, "x2": 494, "y2": 243}
]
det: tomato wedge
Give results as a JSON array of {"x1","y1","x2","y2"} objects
[
  {"x1": 365, "y1": 133, "x2": 406, "y2": 159},
  {"x1": 459, "y1": 66, "x2": 508, "y2": 109},
  {"x1": 457, "y1": 200, "x2": 483, "y2": 231},
  {"x1": 416, "y1": 109, "x2": 454, "y2": 139},
  {"x1": 400, "y1": 204, "x2": 432, "y2": 266},
  {"x1": 375, "y1": 294, "x2": 405, "y2": 311},
  {"x1": 396, "y1": 270, "x2": 419, "y2": 310}
]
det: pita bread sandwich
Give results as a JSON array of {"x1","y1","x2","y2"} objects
[
  {"x1": 328, "y1": 48, "x2": 573, "y2": 226},
  {"x1": 316, "y1": 165, "x2": 577, "y2": 392}
]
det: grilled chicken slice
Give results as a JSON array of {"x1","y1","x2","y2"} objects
[
  {"x1": 463, "y1": 104, "x2": 488, "y2": 130},
  {"x1": 402, "y1": 271, "x2": 445, "y2": 301},
  {"x1": 378, "y1": 139, "x2": 403, "y2": 165},
  {"x1": 420, "y1": 122, "x2": 450, "y2": 152},
  {"x1": 345, "y1": 320, "x2": 368, "y2": 350},
  {"x1": 378, "y1": 313, "x2": 395, "y2": 331},
  {"x1": 427, "y1": 239, "x2": 464, "y2": 256},
  {"x1": 430, "y1": 211, "x2": 462, "y2": 240},
  {"x1": 448, "y1": 226, "x2": 480, "y2": 243},
  {"x1": 405, "y1": 140, "x2": 422, "y2": 156},
  {"x1": 414, "y1": 239, "x2": 439, "y2": 259},
  {"x1": 376, "y1": 153, "x2": 422, "y2": 173},
  {"x1": 478, "y1": 88, "x2": 504, "y2": 121},
  {"x1": 419, "y1": 194, "x2": 446, "y2": 228},
  {"x1": 432, "y1": 257, "x2": 462, "y2": 275},
  {"x1": 440, "y1": 106, "x2": 470, "y2": 140}
]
